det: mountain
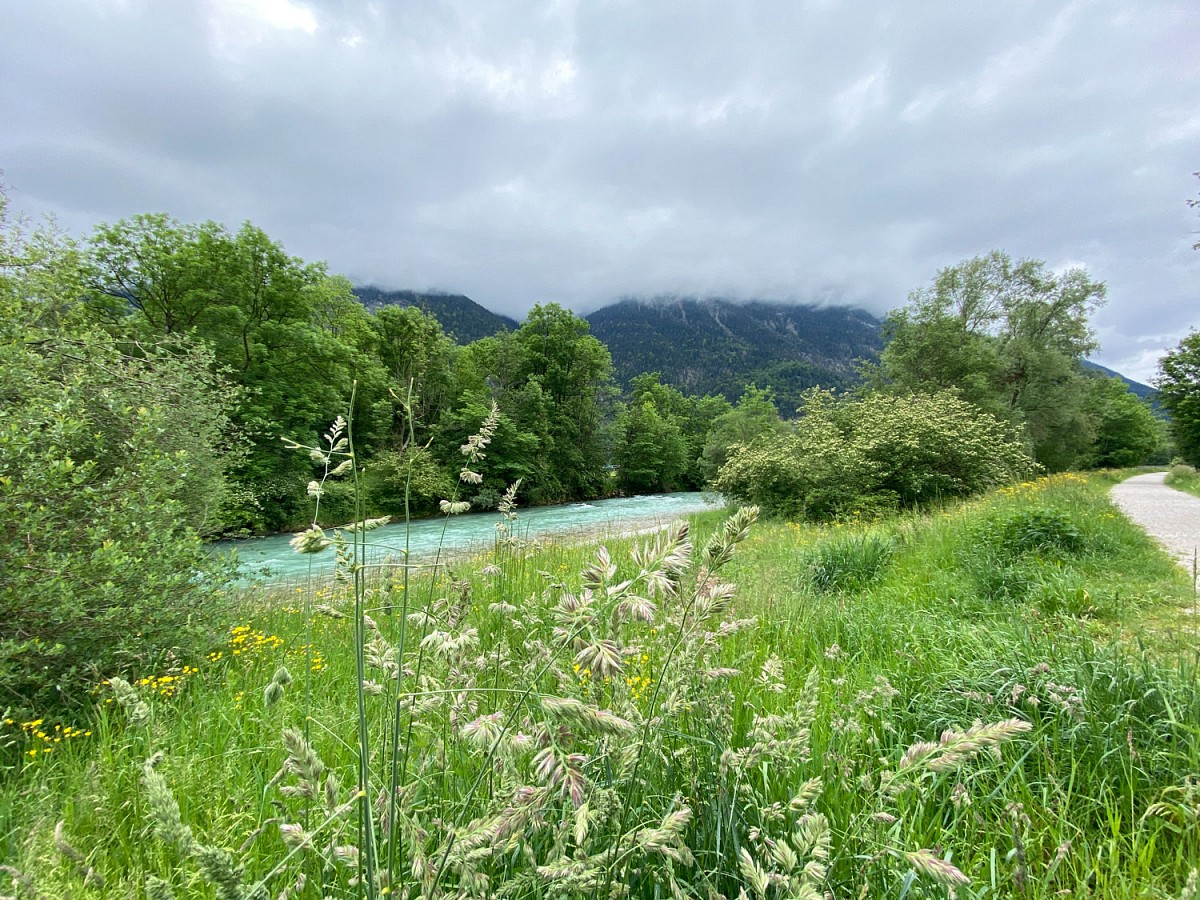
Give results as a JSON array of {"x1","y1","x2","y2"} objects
[
  {"x1": 586, "y1": 297, "x2": 884, "y2": 413},
  {"x1": 1082, "y1": 359, "x2": 1156, "y2": 400},
  {"x1": 353, "y1": 287, "x2": 519, "y2": 344},
  {"x1": 352, "y1": 289, "x2": 1155, "y2": 415}
]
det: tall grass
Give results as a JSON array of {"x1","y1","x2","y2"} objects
[
  {"x1": 2, "y1": 460, "x2": 1199, "y2": 898},
  {"x1": 1166, "y1": 464, "x2": 1200, "y2": 500}
]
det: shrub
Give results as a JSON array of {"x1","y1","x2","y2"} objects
[
  {"x1": 803, "y1": 532, "x2": 895, "y2": 593},
  {"x1": 362, "y1": 446, "x2": 455, "y2": 517},
  {"x1": 843, "y1": 392, "x2": 1037, "y2": 506},
  {"x1": 1, "y1": 204, "x2": 238, "y2": 711},
  {"x1": 470, "y1": 487, "x2": 503, "y2": 510},
  {"x1": 988, "y1": 508, "x2": 1085, "y2": 557},
  {"x1": 713, "y1": 421, "x2": 875, "y2": 520},
  {"x1": 0, "y1": 338, "x2": 237, "y2": 711},
  {"x1": 715, "y1": 390, "x2": 1035, "y2": 521}
]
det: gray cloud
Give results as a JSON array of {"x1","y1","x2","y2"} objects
[{"x1": 2, "y1": 0, "x2": 1197, "y2": 382}]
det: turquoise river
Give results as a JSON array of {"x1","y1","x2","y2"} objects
[{"x1": 219, "y1": 492, "x2": 723, "y2": 582}]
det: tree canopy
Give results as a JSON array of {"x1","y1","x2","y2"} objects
[
  {"x1": 1156, "y1": 330, "x2": 1200, "y2": 466},
  {"x1": 877, "y1": 251, "x2": 1108, "y2": 470}
]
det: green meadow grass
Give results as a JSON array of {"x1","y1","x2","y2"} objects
[
  {"x1": 1166, "y1": 465, "x2": 1200, "y2": 501},
  {"x1": 2, "y1": 473, "x2": 1198, "y2": 898}
]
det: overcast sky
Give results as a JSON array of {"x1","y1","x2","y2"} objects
[{"x1": 2, "y1": 0, "x2": 1196, "y2": 382}]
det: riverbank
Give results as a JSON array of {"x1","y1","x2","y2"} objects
[{"x1": 4, "y1": 472, "x2": 1198, "y2": 897}]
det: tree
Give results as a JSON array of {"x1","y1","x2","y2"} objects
[
  {"x1": 1082, "y1": 376, "x2": 1161, "y2": 468},
  {"x1": 878, "y1": 251, "x2": 1106, "y2": 470},
  {"x1": 0, "y1": 193, "x2": 237, "y2": 710},
  {"x1": 509, "y1": 304, "x2": 615, "y2": 501},
  {"x1": 85, "y1": 214, "x2": 227, "y2": 334},
  {"x1": 700, "y1": 383, "x2": 782, "y2": 482},
  {"x1": 85, "y1": 216, "x2": 392, "y2": 531},
  {"x1": 615, "y1": 398, "x2": 689, "y2": 493},
  {"x1": 373, "y1": 303, "x2": 456, "y2": 430},
  {"x1": 1155, "y1": 330, "x2": 1200, "y2": 465},
  {"x1": 433, "y1": 387, "x2": 544, "y2": 501}
]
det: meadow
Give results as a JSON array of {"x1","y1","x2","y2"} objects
[{"x1": 2, "y1": 471, "x2": 1199, "y2": 899}]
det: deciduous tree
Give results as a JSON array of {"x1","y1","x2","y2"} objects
[
  {"x1": 1155, "y1": 330, "x2": 1200, "y2": 465},
  {"x1": 878, "y1": 251, "x2": 1106, "y2": 470}
]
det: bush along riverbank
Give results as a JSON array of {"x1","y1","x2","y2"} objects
[{"x1": 2, "y1": 469, "x2": 1199, "y2": 898}]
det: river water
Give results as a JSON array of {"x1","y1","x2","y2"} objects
[{"x1": 217, "y1": 492, "x2": 723, "y2": 581}]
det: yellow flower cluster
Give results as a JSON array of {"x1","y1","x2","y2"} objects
[
  {"x1": 625, "y1": 673, "x2": 652, "y2": 703},
  {"x1": 625, "y1": 653, "x2": 653, "y2": 703},
  {"x1": 228, "y1": 624, "x2": 284, "y2": 656},
  {"x1": 4, "y1": 716, "x2": 91, "y2": 759},
  {"x1": 134, "y1": 666, "x2": 199, "y2": 698},
  {"x1": 995, "y1": 472, "x2": 1089, "y2": 498}
]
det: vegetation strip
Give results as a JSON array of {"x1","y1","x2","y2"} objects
[{"x1": 3, "y1": 472, "x2": 1198, "y2": 897}]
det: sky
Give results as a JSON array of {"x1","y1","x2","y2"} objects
[{"x1": 1, "y1": 0, "x2": 1196, "y2": 383}]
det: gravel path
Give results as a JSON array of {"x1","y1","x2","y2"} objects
[{"x1": 1110, "y1": 472, "x2": 1200, "y2": 574}]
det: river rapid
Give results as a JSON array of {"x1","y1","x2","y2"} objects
[{"x1": 217, "y1": 492, "x2": 723, "y2": 582}]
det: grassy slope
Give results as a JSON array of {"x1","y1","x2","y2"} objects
[
  {"x1": 1166, "y1": 466, "x2": 1200, "y2": 500},
  {"x1": 3, "y1": 473, "x2": 1199, "y2": 898}
]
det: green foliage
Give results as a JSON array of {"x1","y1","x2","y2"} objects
[
  {"x1": 803, "y1": 532, "x2": 895, "y2": 593},
  {"x1": 713, "y1": 419, "x2": 868, "y2": 520},
  {"x1": 1154, "y1": 329, "x2": 1200, "y2": 466},
  {"x1": 615, "y1": 397, "x2": 688, "y2": 492},
  {"x1": 841, "y1": 391, "x2": 1036, "y2": 505},
  {"x1": 877, "y1": 251, "x2": 1107, "y2": 470},
  {"x1": 610, "y1": 374, "x2": 697, "y2": 492},
  {"x1": 699, "y1": 383, "x2": 782, "y2": 482},
  {"x1": 987, "y1": 507, "x2": 1086, "y2": 557},
  {"x1": 715, "y1": 390, "x2": 1035, "y2": 520},
  {"x1": 364, "y1": 445, "x2": 456, "y2": 518},
  {"x1": 435, "y1": 311, "x2": 613, "y2": 506},
  {"x1": 84, "y1": 215, "x2": 393, "y2": 532},
  {"x1": 372, "y1": 304, "x2": 457, "y2": 427},
  {"x1": 433, "y1": 389, "x2": 544, "y2": 499},
  {"x1": 1165, "y1": 463, "x2": 1200, "y2": 499},
  {"x1": 0, "y1": 200, "x2": 236, "y2": 711},
  {"x1": 1082, "y1": 376, "x2": 1162, "y2": 468},
  {"x1": 510, "y1": 304, "x2": 615, "y2": 500}
]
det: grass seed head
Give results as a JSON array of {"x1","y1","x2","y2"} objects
[
  {"x1": 145, "y1": 875, "x2": 178, "y2": 900},
  {"x1": 904, "y1": 849, "x2": 970, "y2": 887},
  {"x1": 141, "y1": 757, "x2": 196, "y2": 855}
]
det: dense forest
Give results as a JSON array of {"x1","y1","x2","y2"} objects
[{"x1": 1, "y1": 203, "x2": 1173, "y2": 542}]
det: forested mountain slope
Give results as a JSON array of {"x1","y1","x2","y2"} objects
[
  {"x1": 586, "y1": 296, "x2": 883, "y2": 412},
  {"x1": 1081, "y1": 359, "x2": 1155, "y2": 399},
  {"x1": 354, "y1": 287, "x2": 519, "y2": 344}
]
